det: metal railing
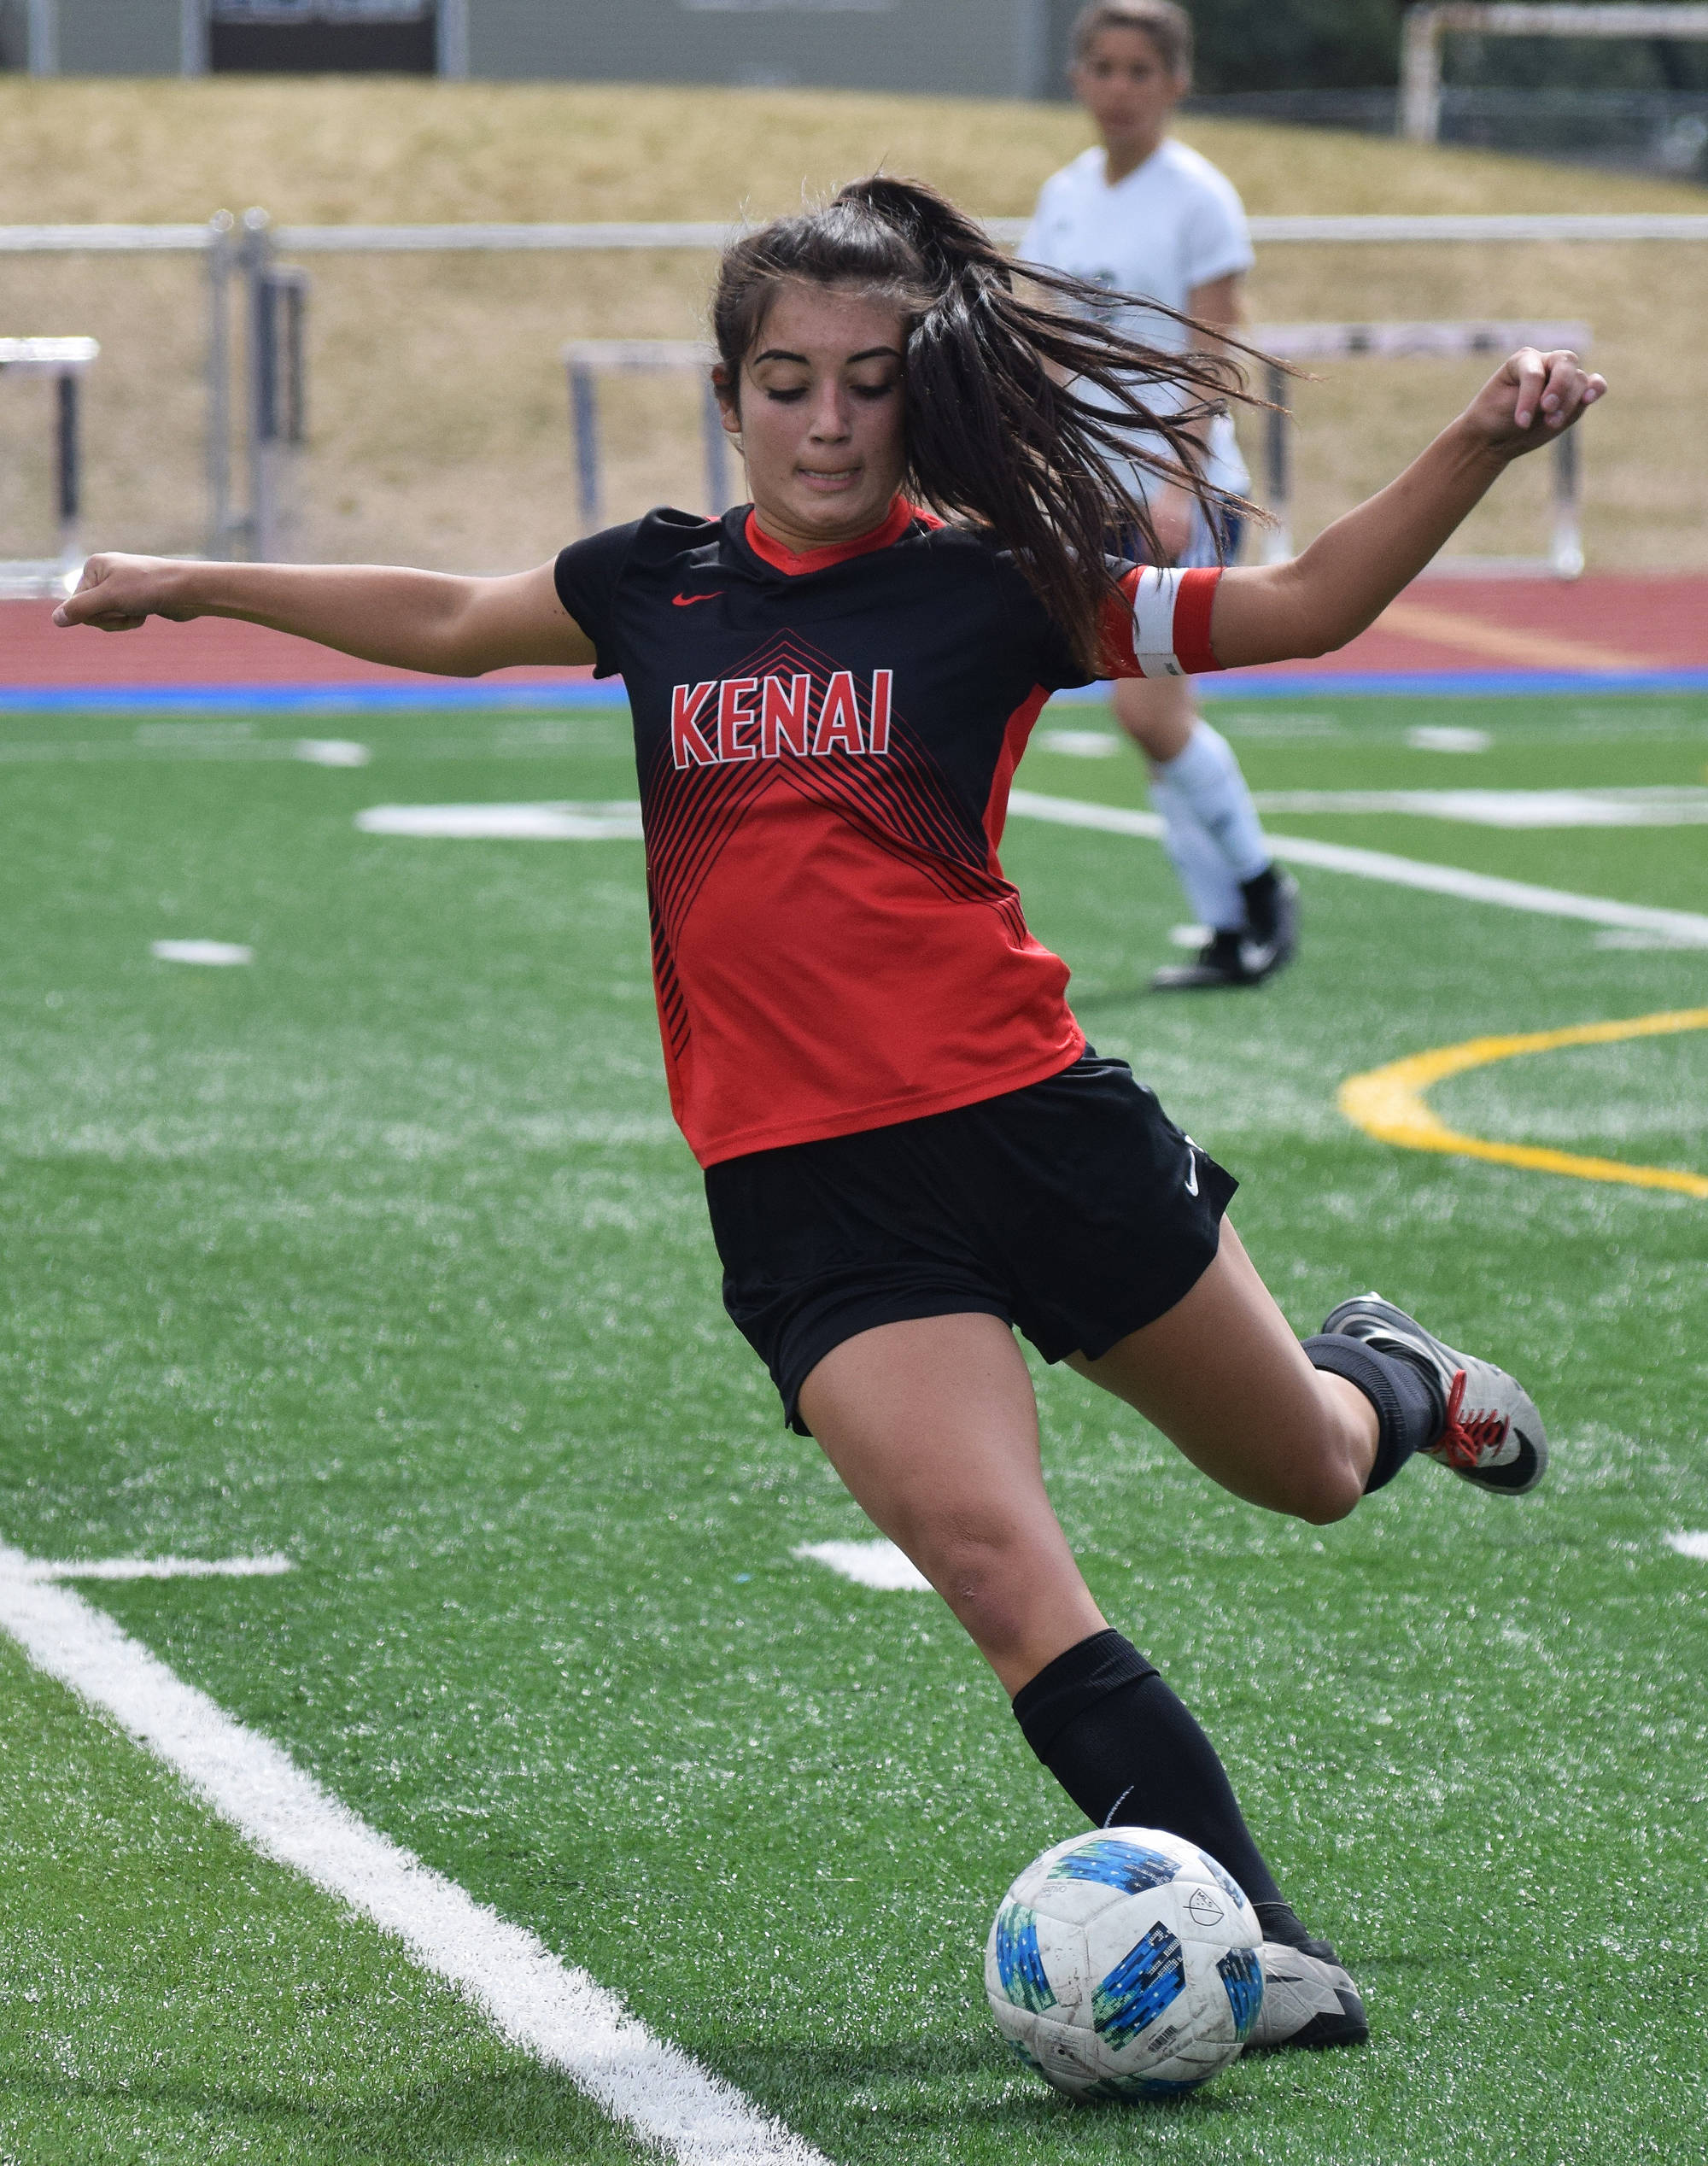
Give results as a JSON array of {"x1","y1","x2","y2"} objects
[
  {"x1": 7, "y1": 214, "x2": 1704, "y2": 253},
  {"x1": 2, "y1": 214, "x2": 1696, "y2": 563}
]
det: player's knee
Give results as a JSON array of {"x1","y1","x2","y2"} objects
[
  {"x1": 915, "y1": 1519, "x2": 1046, "y2": 1656},
  {"x1": 1295, "y1": 1466, "x2": 1362, "y2": 1525},
  {"x1": 1286, "y1": 1437, "x2": 1365, "y2": 1525}
]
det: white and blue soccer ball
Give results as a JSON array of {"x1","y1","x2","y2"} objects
[{"x1": 984, "y1": 1826, "x2": 1263, "y2": 2101}]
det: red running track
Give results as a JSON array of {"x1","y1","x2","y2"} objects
[
  {"x1": 1, "y1": 603, "x2": 594, "y2": 690},
  {"x1": 4, "y1": 575, "x2": 1706, "y2": 688}
]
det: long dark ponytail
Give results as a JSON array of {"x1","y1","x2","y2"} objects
[{"x1": 711, "y1": 174, "x2": 1262, "y2": 674}]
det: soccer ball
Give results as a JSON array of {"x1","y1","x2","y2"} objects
[{"x1": 984, "y1": 1826, "x2": 1263, "y2": 2101}]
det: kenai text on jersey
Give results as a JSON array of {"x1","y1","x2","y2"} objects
[{"x1": 670, "y1": 670, "x2": 894, "y2": 769}]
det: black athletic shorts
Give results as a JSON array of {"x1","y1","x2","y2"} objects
[{"x1": 704, "y1": 1050, "x2": 1237, "y2": 1435}]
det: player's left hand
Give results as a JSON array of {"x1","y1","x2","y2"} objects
[{"x1": 1461, "y1": 348, "x2": 1606, "y2": 461}]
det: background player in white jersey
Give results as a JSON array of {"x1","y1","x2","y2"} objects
[{"x1": 1023, "y1": 0, "x2": 1296, "y2": 991}]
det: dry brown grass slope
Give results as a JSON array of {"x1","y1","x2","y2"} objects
[
  {"x1": 1, "y1": 78, "x2": 1701, "y2": 571},
  {"x1": 6, "y1": 77, "x2": 1708, "y2": 222}
]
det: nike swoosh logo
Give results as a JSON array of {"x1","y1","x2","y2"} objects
[
  {"x1": 1183, "y1": 1140, "x2": 1200, "y2": 1197},
  {"x1": 672, "y1": 592, "x2": 722, "y2": 607}
]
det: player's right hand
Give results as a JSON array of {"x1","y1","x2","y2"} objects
[{"x1": 52, "y1": 553, "x2": 198, "y2": 633}]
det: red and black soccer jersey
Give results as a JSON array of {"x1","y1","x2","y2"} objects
[{"x1": 553, "y1": 499, "x2": 1222, "y2": 1168}]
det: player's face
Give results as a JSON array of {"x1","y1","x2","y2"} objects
[
  {"x1": 1071, "y1": 26, "x2": 1187, "y2": 156},
  {"x1": 724, "y1": 283, "x2": 909, "y2": 552}
]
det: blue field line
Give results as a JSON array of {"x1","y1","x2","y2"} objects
[{"x1": 3, "y1": 668, "x2": 1707, "y2": 717}]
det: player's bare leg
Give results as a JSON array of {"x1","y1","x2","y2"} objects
[
  {"x1": 1070, "y1": 1220, "x2": 1377, "y2": 1517},
  {"x1": 798, "y1": 1312, "x2": 1103, "y2": 1695},
  {"x1": 1112, "y1": 670, "x2": 1196, "y2": 763},
  {"x1": 796, "y1": 1296, "x2": 1378, "y2": 1679},
  {"x1": 797, "y1": 1308, "x2": 1369, "y2": 2051},
  {"x1": 1077, "y1": 1219, "x2": 1547, "y2": 1506}
]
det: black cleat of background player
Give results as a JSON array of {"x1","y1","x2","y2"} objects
[{"x1": 1151, "y1": 867, "x2": 1300, "y2": 992}]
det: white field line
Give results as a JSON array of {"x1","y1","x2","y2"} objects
[
  {"x1": 0, "y1": 1543, "x2": 828, "y2": 2166},
  {"x1": 1005, "y1": 789, "x2": 1708, "y2": 947},
  {"x1": 32, "y1": 1554, "x2": 295, "y2": 1582},
  {"x1": 1592, "y1": 930, "x2": 1703, "y2": 951},
  {"x1": 1405, "y1": 726, "x2": 1491, "y2": 753},
  {"x1": 793, "y1": 1540, "x2": 933, "y2": 1593},
  {"x1": 1008, "y1": 792, "x2": 1163, "y2": 842},
  {"x1": 1037, "y1": 728, "x2": 1123, "y2": 759},
  {"x1": 1664, "y1": 1531, "x2": 1708, "y2": 1560},
  {"x1": 0, "y1": 739, "x2": 371, "y2": 765},
  {"x1": 355, "y1": 802, "x2": 643, "y2": 840},
  {"x1": 295, "y1": 740, "x2": 372, "y2": 768},
  {"x1": 150, "y1": 940, "x2": 254, "y2": 967},
  {"x1": 1244, "y1": 787, "x2": 1708, "y2": 828}
]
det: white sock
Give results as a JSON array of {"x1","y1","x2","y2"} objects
[
  {"x1": 1147, "y1": 774, "x2": 1245, "y2": 934},
  {"x1": 1153, "y1": 721, "x2": 1272, "y2": 885}
]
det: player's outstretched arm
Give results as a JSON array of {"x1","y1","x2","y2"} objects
[
  {"x1": 51, "y1": 557, "x2": 596, "y2": 676},
  {"x1": 1208, "y1": 348, "x2": 1606, "y2": 668}
]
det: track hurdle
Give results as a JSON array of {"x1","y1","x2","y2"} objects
[
  {"x1": 250, "y1": 253, "x2": 309, "y2": 562},
  {"x1": 562, "y1": 341, "x2": 731, "y2": 530},
  {"x1": 209, "y1": 209, "x2": 312, "y2": 561},
  {"x1": 0, "y1": 335, "x2": 98, "y2": 596},
  {"x1": 1255, "y1": 320, "x2": 1591, "y2": 577}
]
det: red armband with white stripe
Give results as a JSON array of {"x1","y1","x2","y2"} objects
[{"x1": 1100, "y1": 565, "x2": 1224, "y2": 679}]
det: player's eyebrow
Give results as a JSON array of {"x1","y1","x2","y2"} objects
[{"x1": 752, "y1": 345, "x2": 903, "y2": 366}]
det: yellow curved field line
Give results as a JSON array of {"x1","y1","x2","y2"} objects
[{"x1": 1338, "y1": 1008, "x2": 1708, "y2": 1198}]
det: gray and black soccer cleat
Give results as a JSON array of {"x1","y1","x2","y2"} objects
[
  {"x1": 1244, "y1": 1935, "x2": 1369, "y2": 2053},
  {"x1": 1319, "y1": 1291, "x2": 1548, "y2": 1495}
]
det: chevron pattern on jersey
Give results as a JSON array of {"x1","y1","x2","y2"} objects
[{"x1": 640, "y1": 626, "x2": 1044, "y2": 1057}]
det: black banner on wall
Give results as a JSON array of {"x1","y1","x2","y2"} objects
[{"x1": 209, "y1": 1, "x2": 438, "y2": 73}]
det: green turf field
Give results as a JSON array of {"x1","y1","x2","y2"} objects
[{"x1": 2, "y1": 694, "x2": 1705, "y2": 2164}]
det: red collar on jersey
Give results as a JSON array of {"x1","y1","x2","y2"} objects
[{"x1": 743, "y1": 495, "x2": 935, "y2": 576}]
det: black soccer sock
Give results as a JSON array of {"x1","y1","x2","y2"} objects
[
  {"x1": 1304, "y1": 1332, "x2": 1446, "y2": 1494},
  {"x1": 1011, "y1": 1628, "x2": 1284, "y2": 1911}
]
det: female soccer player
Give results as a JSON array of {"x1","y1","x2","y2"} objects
[
  {"x1": 56, "y1": 176, "x2": 1602, "y2": 2056},
  {"x1": 1023, "y1": 0, "x2": 1295, "y2": 991}
]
